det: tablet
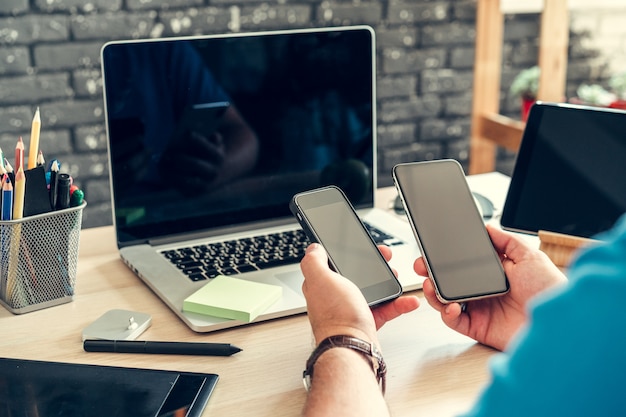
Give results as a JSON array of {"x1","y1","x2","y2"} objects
[
  {"x1": 500, "y1": 102, "x2": 626, "y2": 238},
  {"x1": 0, "y1": 357, "x2": 218, "y2": 417}
]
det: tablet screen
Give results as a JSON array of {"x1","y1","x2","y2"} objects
[
  {"x1": 0, "y1": 357, "x2": 218, "y2": 417},
  {"x1": 501, "y1": 102, "x2": 626, "y2": 238}
]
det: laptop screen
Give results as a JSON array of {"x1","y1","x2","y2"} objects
[{"x1": 101, "y1": 26, "x2": 376, "y2": 246}]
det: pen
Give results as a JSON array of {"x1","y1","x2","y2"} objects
[
  {"x1": 83, "y1": 339, "x2": 242, "y2": 356},
  {"x1": 55, "y1": 173, "x2": 71, "y2": 210},
  {"x1": 49, "y1": 160, "x2": 59, "y2": 208}
]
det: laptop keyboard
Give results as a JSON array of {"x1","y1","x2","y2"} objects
[{"x1": 162, "y1": 223, "x2": 404, "y2": 282}]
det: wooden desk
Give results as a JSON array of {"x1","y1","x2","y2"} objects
[{"x1": 0, "y1": 175, "x2": 511, "y2": 416}]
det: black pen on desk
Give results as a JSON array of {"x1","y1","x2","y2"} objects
[{"x1": 83, "y1": 339, "x2": 242, "y2": 356}]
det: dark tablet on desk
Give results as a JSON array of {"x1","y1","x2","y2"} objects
[
  {"x1": 0, "y1": 357, "x2": 218, "y2": 417},
  {"x1": 501, "y1": 102, "x2": 626, "y2": 238}
]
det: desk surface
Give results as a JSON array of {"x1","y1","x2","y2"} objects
[{"x1": 0, "y1": 172, "x2": 513, "y2": 417}]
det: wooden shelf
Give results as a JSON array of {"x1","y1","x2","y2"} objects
[
  {"x1": 539, "y1": 230, "x2": 598, "y2": 268},
  {"x1": 469, "y1": 0, "x2": 569, "y2": 174},
  {"x1": 477, "y1": 112, "x2": 525, "y2": 152}
]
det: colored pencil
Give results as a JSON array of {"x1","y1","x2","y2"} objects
[
  {"x1": 13, "y1": 167, "x2": 25, "y2": 220},
  {"x1": 14, "y1": 137, "x2": 24, "y2": 173},
  {"x1": 4, "y1": 159, "x2": 14, "y2": 188},
  {"x1": 36, "y1": 150, "x2": 45, "y2": 167},
  {"x1": 27, "y1": 107, "x2": 41, "y2": 170},
  {"x1": 1, "y1": 175, "x2": 12, "y2": 221}
]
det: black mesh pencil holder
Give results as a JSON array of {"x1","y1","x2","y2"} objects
[{"x1": 0, "y1": 202, "x2": 86, "y2": 314}]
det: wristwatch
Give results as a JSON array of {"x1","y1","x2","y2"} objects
[{"x1": 303, "y1": 335, "x2": 387, "y2": 394}]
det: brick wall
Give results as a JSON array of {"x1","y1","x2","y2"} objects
[{"x1": 0, "y1": 0, "x2": 615, "y2": 228}]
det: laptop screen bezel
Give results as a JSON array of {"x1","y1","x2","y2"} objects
[{"x1": 101, "y1": 26, "x2": 378, "y2": 247}]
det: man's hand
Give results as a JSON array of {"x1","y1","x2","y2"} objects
[
  {"x1": 419, "y1": 225, "x2": 567, "y2": 351},
  {"x1": 301, "y1": 243, "x2": 419, "y2": 345}
]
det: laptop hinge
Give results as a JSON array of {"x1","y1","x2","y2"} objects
[{"x1": 144, "y1": 216, "x2": 298, "y2": 247}]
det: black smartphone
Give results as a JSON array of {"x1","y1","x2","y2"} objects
[
  {"x1": 290, "y1": 186, "x2": 402, "y2": 306},
  {"x1": 392, "y1": 159, "x2": 509, "y2": 303}
]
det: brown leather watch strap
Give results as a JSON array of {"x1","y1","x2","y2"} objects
[{"x1": 303, "y1": 335, "x2": 387, "y2": 394}]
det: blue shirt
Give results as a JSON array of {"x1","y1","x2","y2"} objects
[{"x1": 463, "y1": 214, "x2": 626, "y2": 416}]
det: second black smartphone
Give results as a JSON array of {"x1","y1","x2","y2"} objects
[
  {"x1": 290, "y1": 186, "x2": 402, "y2": 306},
  {"x1": 393, "y1": 159, "x2": 509, "y2": 303}
]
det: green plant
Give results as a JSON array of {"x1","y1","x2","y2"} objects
[
  {"x1": 576, "y1": 84, "x2": 615, "y2": 106},
  {"x1": 609, "y1": 71, "x2": 626, "y2": 100},
  {"x1": 510, "y1": 66, "x2": 540, "y2": 100}
]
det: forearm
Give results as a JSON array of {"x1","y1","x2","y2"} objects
[{"x1": 302, "y1": 347, "x2": 389, "y2": 417}]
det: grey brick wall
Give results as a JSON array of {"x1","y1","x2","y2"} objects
[{"x1": 0, "y1": 1, "x2": 612, "y2": 228}]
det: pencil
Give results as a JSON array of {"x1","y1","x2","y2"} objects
[
  {"x1": 27, "y1": 107, "x2": 41, "y2": 170},
  {"x1": 1, "y1": 175, "x2": 12, "y2": 221},
  {"x1": 4, "y1": 159, "x2": 14, "y2": 186},
  {"x1": 7, "y1": 168, "x2": 26, "y2": 306},
  {"x1": 7, "y1": 167, "x2": 26, "y2": 304},
  {"x1": 0, "y1": 147, "x2": 4, "y2": 169},
  {"x1": 36, "y1": 150, "x2": 45, "y2": 167},
  {"x1": 14, "y1": 137, "x2": 24, "y2": 173},
  {"x1": 13, "y1": 167, "x2": 25, "y2": 220}
]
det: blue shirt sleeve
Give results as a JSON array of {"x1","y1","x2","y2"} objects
[{"x1": 461, "y1": 214, "x2": 626, "y2": 417}]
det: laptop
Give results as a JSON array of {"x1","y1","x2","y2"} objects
[
  {"x1": 101, "y1": 25, "x2": 422, "y2": 333},
  {"x1": 501, "y1": 101, "x2": 626, "y2": 238}
]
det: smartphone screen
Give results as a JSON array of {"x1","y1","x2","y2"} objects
[
  {"x1": 393, "y1": 160, "x2": 509, "y2": 303},
  {"x1": 290, "y1": 186, "x2": 402, "y2": 306}
]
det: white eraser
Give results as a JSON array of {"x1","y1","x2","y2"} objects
[{"x1": 82, "y1": 309, "x2": 152, "y2": 341}]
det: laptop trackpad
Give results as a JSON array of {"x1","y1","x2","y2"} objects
[{"x1": 273, "y1": 271, "x2": 305, "y2": 296}]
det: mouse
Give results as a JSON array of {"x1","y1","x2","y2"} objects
[{"x1": 393, "y1": 192, "x2": 494, "y2": 220}]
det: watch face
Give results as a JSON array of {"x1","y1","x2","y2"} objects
[{"x1": 303, "y1": 371, "x2": 313, "y2": 392}]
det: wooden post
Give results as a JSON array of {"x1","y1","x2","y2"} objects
[
  {"x1": 469, "y1": 0, "x2": 569, "y2": 175},
  {"x1": 537, "y1": 0, "x2": 569, "y2": 102},
  {"x1": 469, "y1": 0, "x2": 503, "y2": 174}
]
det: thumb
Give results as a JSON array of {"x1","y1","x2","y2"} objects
[{"x1": 300, "y1": 243, "x2": 331, "y2": 281}]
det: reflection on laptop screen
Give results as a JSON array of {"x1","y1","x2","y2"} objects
[{"x1": 102, "y1": 27, "x2": 375, "y2": 246}]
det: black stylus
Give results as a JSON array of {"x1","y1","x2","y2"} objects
[{"x1": 83, "y1": 339, "x2": 242, "y2": 356}]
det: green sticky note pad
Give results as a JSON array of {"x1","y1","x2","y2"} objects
[{"x1": 183, "y1": 275, "x2": 283, "y2": 322}]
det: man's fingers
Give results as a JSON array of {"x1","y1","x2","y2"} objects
[
  {"x1": 373, "y1": 296, "x2": 420, "y2": 329},
  {"x1": 413, "y1": 257, "x2": 427, "y2": 276}
]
